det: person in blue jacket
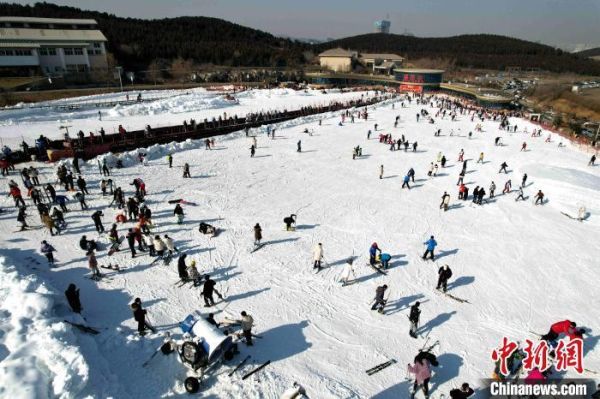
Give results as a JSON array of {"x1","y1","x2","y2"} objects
[
  {"x1": 402, "y1": 174, "x2": 411, "y2": 189},
  {"x1": 369, "y1": 242, "x2": 381, "y2": 266},
  {"x1": 422, "y1": 236, "x2": 437, "y2": 260},
  {"x1": 380, "y1": 253, "x2": 392, "y2": 269}
]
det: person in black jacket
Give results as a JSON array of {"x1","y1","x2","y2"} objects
[
  {"x1": 126, "y1": 228, "x2": 137, "y2": 258},
  {"x1": 202, "y1": 275, "x2": 222, "y2": 307},
  {"x1": 76, "y1": 176, "x2": 89, "y2": 194},
  {"x1": 450, "y1": 383, "x2": 475, "y2": 399},
  {"x1": 65, "y1": 284, "x2": 82, "y2": 313},
  {"x1": 131, "y1": 298, "x2": 154, "y2": 335},
  {"x1": 436, "y1": 265, "x2": 453, "y2": 292},
  {"x1": 370, "y1": 285, "x2": 388, "y2": 313},
  {"x1": 409, "y1": 301, "x2": 421, "y2": 338},
  {"x1": 91, "y1": 210, "x2": 104, "y2": 233},
  {"x1": 177, "y1": 253, "x2": 188, "y2": 280}
]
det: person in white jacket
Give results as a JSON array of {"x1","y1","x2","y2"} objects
[
  {"x1": 164, "y1": 234, "x2": 179, "y2": 255},
  {"x1": 153, "y1": 235, "x2": 166, "y2": 257},
  {"x1": 340, "y1": 259, "x2": 356, "y2": 286},
  {"x1": 313, "y1": 243, "x2": 323, "y2": 270}
]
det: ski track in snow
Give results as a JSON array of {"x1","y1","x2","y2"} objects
[{"x1": 0, "y1": 89, "x2": 599, "y2": 398}]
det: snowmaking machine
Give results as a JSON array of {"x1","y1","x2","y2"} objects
[{"x1": 165, "y1": 313, "x2": 240, "y2": 393}]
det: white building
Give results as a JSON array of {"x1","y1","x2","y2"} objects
[{"x1": 0, "y1": 17, "x2": 108, "y2": 76}]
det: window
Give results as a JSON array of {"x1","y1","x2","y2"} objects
[
  {"x1": 14, "y1": 49, "x2": 32, "y2": 56},
  {"x1": 92, "y1": 49, "x2": 102, "y2": 55},
  {"x1": 0, "y1": 49, "x2": 15, "y2": 56},
  {"x1": 64, "y1": 48, "x2": 74, "y2": 55},
  {"x1": 93, "y1": 43, "x2": 101, "y2": 48},
  {"x1": 47, "y1": 48, "x2": 57, "y2": 56},
  {"x1": 74, "y1": 48, "x2": 84, "y2": 55}
]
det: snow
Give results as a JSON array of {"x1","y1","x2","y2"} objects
[{"x1": 0, "y1": 89, "x2": 599, "y2": 398}]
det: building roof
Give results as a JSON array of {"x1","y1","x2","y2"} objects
[
  {"x1": 0, "y1": 42, "x2": 40, "y2": 48},
  {"x1": 318, "y1": 48, "x2": 355, "y2": 58},
  {"x1": 0, "y1": 17, "x2": 98, "y2": 25},
  {"x1": 374, "y1": 61, "x2": 399, "y2": 69},
  {"x1": 0, "y1": 28, "x2": 107, "y2": 43},
  {"x1": 361, "y1": 53, "x2": 404, "y2": 61},
  {"x1": 394, "y1": 68, "x2": 445, "y2": 74}
]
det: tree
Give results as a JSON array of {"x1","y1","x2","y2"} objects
[{"x1": 553, "y1": 114, "x2": 563, "y2": 128}]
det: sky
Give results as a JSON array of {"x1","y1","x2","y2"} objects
[{"x1": 13, "y1": 0, "x2": 600, "y2": 50}]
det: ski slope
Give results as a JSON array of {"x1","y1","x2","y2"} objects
[
  {"x1": 0, "y1": 90, "x2": 599, "y2": 398},
  {"x1": 0, "y1": 87, "x2": 368, "y2": 147}
]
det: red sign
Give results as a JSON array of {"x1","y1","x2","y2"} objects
[{"x1": 399, "y1": 84, "x2": 422, "y2": 93}]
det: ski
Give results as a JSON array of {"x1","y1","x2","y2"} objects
[
  {"x1": 142, "y1": 350, "x2": 161, "y2": 367},
  {"x1": 85, "y1": 274, "x2": 112, "y2": 282},
  {"x1": 435, "y1": 289, "x2": 470, "y2": 304},
  {"x1": 366, "y1": 263, "x2": 388, "y2": 275},
  {"x1": 63, "y1": 320, "x2": 100, "y2": 335},
  {"x1": 242, "y1": 360, "x2": 270, "y2": 380},
  {"x1": 228, "y1": 355, "x2": 251, "y2": 377},
  {"x1": 366, "y1": 359, "x2": 397, "y2": 376},
  {"x1": 101, "y1": 265, "x2": 124, "y2": 272},
  {"x1": 250, "y1": 244, "x2": 265, "y2": 253}
]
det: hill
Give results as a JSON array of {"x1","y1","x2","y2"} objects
[
  {"x1": 318, "y1": 33, "x2": 600, "y2": 75},
  {"x1": 0, "y1": 2, "x2": 308, "y2": 68},
  {"x1": 576, "y1": 47, "x2": 600, "y2": 58}
]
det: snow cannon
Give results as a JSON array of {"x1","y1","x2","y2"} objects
[{"x1": 177, "y1": 313, "x2": 238, "y2": 394}]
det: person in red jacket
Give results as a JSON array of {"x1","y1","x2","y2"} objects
[
  {"x1": 9, "y1": 185, "x2": 25, "y2": 207},
  {"x1": 541, "y1": 320, "x2": 582, "y2": 342}
]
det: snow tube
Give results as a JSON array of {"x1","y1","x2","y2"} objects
[{"x1": 191, "y1": 318, "x2": 233, "y2": 364}]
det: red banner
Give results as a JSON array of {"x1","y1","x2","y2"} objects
[{"x1": 399, "y1": 84, "x2": 423, "y2": 93}]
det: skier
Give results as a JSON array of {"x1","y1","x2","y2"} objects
[
  {"x1": 521, "y1": 142, "x2": 527, "y2": 151},
  {"x1": 534, "y1": 190, "x2": 545, "y2": 205},
  {"x1": 422, "y1": 236, "x2": 437, "y2": 261},
  {"x1": 489, "y1": 182, "x2": 496, "y2": 198},
  {"x1": 476, "y1": 187, "x2": 486, "y2": 205},
  {"x1": 440, "y1": 192, "x2": 450, "y2": 211},
  {"x1": 65, "y1": 283, "x2": 82, "y2": 314},
  {"x1": 379, "y1": 165, "x2": 384, "y2": 179},
  {"x1": 297, "y1": 140, "x2": 302, "y2": 153},
  {"x1": 131, "y1": 299, "x2": 154, "y2": 335},
  {"x1": 40, "y1": 240, "x2": 56, "y2": 265},
  {"x1": 126, "y1": 228, "x2": 137, "y2": 258},
  {"x1": 522, "y1": 173, "x2": 528, "y2": 187},
  {"x1": 436, "y1": 264, "x2": 453, "y2": 292},
  {"x1": 408, "y1": 354, "x2": 433, "y2": 398},
  {"x1": 164, "y1": 235, "x2": 178, "y2": 255},
  {"x1": 283, "y1": 214, "x2": 296, "y2": 231},
  {"x1": 515, "y1": 186, "x2": 525, "y2": 201},
  {"x1": 41, "y1": 213, "x2": 58, "y2": 236},
  {"x1": 450, "y1": 383, "x2": 475, "y2": 399},
  {"x1": 589, "y1": 155, "x2": 596, "y2": 166},
  {"x1": 187, "y1": 260, "x2": 202, "y2": 286},
  {"x1": 250, "y1": 145, "x2": 256, "y2": 157},
  {"x1": 477, "y1": 152, "x2": 484, "y2": 164},
  {"x1": 369, "y1": 242, "x2": 381, "y2": 266},
  {"x1": 153, "y1": 235, "x2": 166, "y2": 258},
  {"x1": 503, "y1": 179, "x2": 512, "y2": 194},
  {"x1": 541, "y1": 320, "x2": 582, "y2": 343},
  {"x1": 408, "y1": 167, "x2": 415, "y2": 182},
  {"x1": 458, "y1": 149, "x2": 464, "y2": 162},
  {"x1": 499, "y1": 162, "x2": 508, "y2": 174},
  {"x1": 174, "y1": 203, "x2": 184, "y2": 224},
  {"x1": 371, "y1": 285, "x2": 388, "y2": 313},
  {"x1": 427, "y1": 162, "x2": 434, "y2": 177},
  {"x1": 313, "y1": 243, "x2": 324, "y2": 270},
  {"x1": 9, "y1": 184, "x2": 25, "y2": 207},
  {"x1": 202, "y1": 275, "x2": 222, "y2": 307},
  {"x1": 340, "y1": 258, "x2": 356, "y2": 285},
  {"x1": 167, "y1": 153, "x2": 173, "y2": 168},
  {"x1": 177, "y1": 253, "x2": 189, "y2": 281},
  {"x1": 456, "y1": 170, "x2": 465, "y2": 186},
  {"x1": 79, "y1": 235, "x2": 97, "y2": 252},
  {"x1": 183, "y1": 163, "x2": 191, "y2": 178},
  {"x1": 236, "y1": 311, "x2": 254, "y2": 346},
  {"x1": 402, "y1": 174, "x2": 411, "y2": 189},
  {"x1": 76, "y1": 176, "x2": 89, "y2": 195},
  {"x1": 253, "y1": 223, "x2": 262, "y2": 246},
  {"x1": 441, "y1": 155, "x2": 447, "y2": 168},
  {"x1": 91, "y1": 210, "x2": 104, "y2": 233},
  {"x1": 74, "y1": 192, "x2": 88, "y2": 210},
  {"x1": 16, "y1": 206, "x2": 28, "y2": 230},
  {"x1": 409, "y1": 301, "x2": 421, "y2": 338},
  {"x1": 87, "y1": 250, "x2": 100, "y2": 278}
]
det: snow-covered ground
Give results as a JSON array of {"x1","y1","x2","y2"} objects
[
  {"x1": 0, "y1": 87, "x2": 368, "y2": 147},
  {"x1": 0, "y1": 90, "x2": 599, "y2": 398}
]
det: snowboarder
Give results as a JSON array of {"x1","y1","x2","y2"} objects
[
  {"x1": 440, "y1": 192, "x2": 450, "y2": 211},
  {"x1": 521, "y1": 142, "x2": 527, "y2": 151},
  {"x1": 522, "y1": 173, "x2": 528, "y2": 187},
  {"x1": 409, "y1": 301, "x2": 421, "y2": 338},
  {"x1": 369, "y1": 242, "x2": 381, "y2": 266},
  {"x1": 477, "y1": 152, "x2": 484, "y2": 164},
  {"x1": 503, "y1": 179, "x2": 512, "y2": 194},
  {"x1": 40, "y1": 240, "x2": 56, "y2": 265},
  {"x1": 589, "y1": 155, "x2": 596, "y2": 166},
  {"x1": 199, "y1": 222, "x2": 216, "y2": 236},
  {"x1": 515, "y1": 186, "x2": 525, "y2": 201},
  {"x1": 297, "y1": 140, "x2": 302, "y2": 152},
  {"x1": 436, "y1": 264, "x2": 453, "y2": 292},
  {"x1": 253, "y1": 223, "x2": 262, "y2": 246},
  {"x1": 458, "y1": 149, "x2": 464, "y2": 162},
  {"x1": 283, "y1": 214, "x2": 296, "y2": 231},
  {"x1": 422, "y1": 236, "x2": 437, "y2": 261},
  {"x1": 489, "y1": 181, "x2": 496, "y2": 198},
  {"x1": 65, "y1": 284, "x2": 82, "y2": 314},
  {"x1": 371, "y1": 285, "x2": 388, "y2": 313},
  {"x1": 534, "y1": 190, "x2": 545, "y2": 205},
  {"x1": 499, "y1": 162, "x2": 508, "y2": 174},
  {"x1": 91, "y1": 210, "x2": 104, "y2": 233},
  {"x1": 313, "y1": 243, "x2": 324, "y2": 270},
  {"x1": 174, "y1": 204, "x2": 184, "y2": 224},
  {"x1": 456, "y1": 170, "x2": 465, "y2": 186}
]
